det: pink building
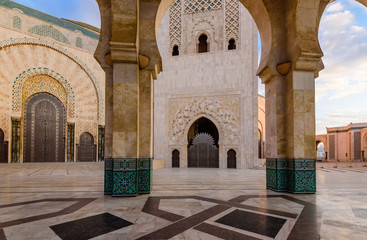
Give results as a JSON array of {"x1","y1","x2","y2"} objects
[{"x1": 316, "y1": 123, "x2": 367, "y2": 162}]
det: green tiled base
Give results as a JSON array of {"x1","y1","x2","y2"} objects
[
  {"x1": 104, "y1": 158, "x2": 113, "y2": 195},
  {"x1": 266, "y1": 158, "x2": 316, "y2": 194},
  {"x1": 104, "y1": 158, "x2": 152, "y2": 197}
]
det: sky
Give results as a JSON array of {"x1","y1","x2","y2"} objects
[
  {"x1": 11, "y1": 0, "x2": 101, "y2": 28},
  {"x1": 11, "y1": 0, "x2": 367, "y2": 135}
]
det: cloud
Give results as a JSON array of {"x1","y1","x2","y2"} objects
[
  {"x1": 316, "y1": 108, "x2": 367, "y2": 134},
  {"x1": 326, "y1": 2, "x2": 344, "y2": 13},
  {"x1": 317, "y1": 5, "x2": 367, "y2": 102}
]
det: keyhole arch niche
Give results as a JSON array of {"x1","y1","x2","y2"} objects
[{"x1": 184, "y1": 116, "x2": 223, "y2": 168}]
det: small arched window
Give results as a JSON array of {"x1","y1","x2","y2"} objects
[
  {"x1": 172, "y1": 45, "x2": 179, "y2": 56},
  {"x1": 228, "y1": 38, "x2": 236, "y2": 50},
  {"x1": 13, "y1": 16, "x2": 22, "y2": 29},
  {"x1": 198, "y1": 34, "x2": 208, "y2": 53},
  {"x1": 76, "y1": 37, "x2": 83, "y2": 48}
]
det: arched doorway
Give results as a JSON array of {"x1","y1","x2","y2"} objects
[
  {"x1": 0, "y1": 129, "x2": 8, "y2": 163},
  {"x1": 227, "y1": 149, "x2": 236, "y2": 168},
  {"x1": 258, "y1": 129, "x2": 263, "y2": 158},
  {"x1": 77, "y1": 132, "x2": 96, "y2": 162},
  {"x1": 172, "y1": 149, "x2": 180, "y2": 167},
  {"x1": 187, "y1": 117, "x2": 219, "y2": 168},
  {"x1": 23, "y1": 93, "x2": 66, "y2": 162},
  {"x1": 317, "y1": 142, "x2": 325, "y2": 161}
]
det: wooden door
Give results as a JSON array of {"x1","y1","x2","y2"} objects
[
  {"x1": 77, "y1": 132, "x2": 96, "y2": 162},
  {"x1": 188, "y1": 133, "x2": 218, "y2": 168},
  {"x1": 24, "y1": 93, "x2": 66, "y2": 162}
]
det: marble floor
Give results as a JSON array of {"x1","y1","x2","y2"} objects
[{"x1": 0, "y1": 162, "x2": 367, "y2": 239}]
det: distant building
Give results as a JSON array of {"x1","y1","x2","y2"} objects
[{"x1": 316, "y1": 123, "x2": 367, "y2": 162}]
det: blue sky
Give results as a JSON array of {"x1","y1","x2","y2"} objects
[
  {"x1": 315, "y1": 0, "x2": 367, "y2": 134},
  {"x1": 11, "y1": 0, "x2": 367, "y2": 135},
  {"x1": 11, "y1": 0, "x2": 101, "y2": 27}
]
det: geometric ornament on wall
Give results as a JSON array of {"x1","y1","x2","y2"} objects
[{"x1": 12, "y1": 68, "x2": 75, "y2": 118}]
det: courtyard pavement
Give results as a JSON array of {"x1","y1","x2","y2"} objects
[{"x1": 0, "y1": 162, "x2": 367, "y2": 239}]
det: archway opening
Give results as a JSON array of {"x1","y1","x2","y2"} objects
[
  {"x1": 317, "y1": 0, "x2": 367, "y2": 141},
  {"x1": 198, "y1": 34, "x2": 208, "y2": 53},
  {"x1": 187, "y1": 117, "x2": 219, "y2": 168},
  {"x1": 227, "y1": 149, "x2": 236, "y2": 168},
  {"x1": 172, "y1": 149, "x2": 180, "y2": 167},
  {"x1": 258, "y1": 129, "x2": 263, "y2": 159},
  {"x1": 317, "y1": 142, "x2": 325, "y2": 161}
]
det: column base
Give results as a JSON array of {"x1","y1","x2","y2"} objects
[
  {"x1": 104, "y1": 158, "x2": 152, "y2": 197},
  {"x1": 266, "y1": 158, "x2": 316, "y2": 194}
]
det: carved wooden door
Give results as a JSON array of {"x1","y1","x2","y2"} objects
[
  {"x1": 77, "y1": 132, "x2": 96, "y2": 162},
  {"x1": 188, "y1": 133, "x2": 218, "y2": 168},
  {"x1": 227, "y1": 149, "x2": 236, "y2": 168},
  {"x1": 24, "y1": 93, "x2": 66, "y2": 162},
  {"x1": 172, "y1": 149, "x2": 180, "y2": 168}
]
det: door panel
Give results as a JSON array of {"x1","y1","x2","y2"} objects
[
  {"x1": 188, "y1": 133, "x2": 218, "y2": 168},
  {"x1": 24, "y1": 93, "x2": 65, "y2": 162}
]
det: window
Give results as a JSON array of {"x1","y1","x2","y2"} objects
[
  {"x1": 76, "y1": 37, "x2": 83, "y2": 48},
  {"x1": 172, "y1": 45, "x2": 179, "y2": 56},
  {"x1": 228, "y1": 38, "x2": 236, "y2": 50},
  {"x1": 198, "y1": 34, "x2": 208, "y2": 53},
  {"x1": 13, "y1": 16, "x2": 22, "y2": 29}
]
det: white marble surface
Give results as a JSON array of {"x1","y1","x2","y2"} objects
[{"x1": 0, "y1": 163, "x2": 367, "y2": 239}]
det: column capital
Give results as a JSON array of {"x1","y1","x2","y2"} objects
[{"x1": 110, "y1": 41, "x2": 138, "y2": 63}]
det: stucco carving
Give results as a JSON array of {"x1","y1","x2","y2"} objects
[
  {"x1": 0, "y1": 38, "x2": 104, "y2": 120},
  {"x1": 169, "y1": 98, "x2": 239, "y2": 145}
]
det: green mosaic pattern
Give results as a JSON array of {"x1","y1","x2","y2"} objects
[
  {"x1": 104, "y1": 158, "x2": 152, "y2": 197},
  {"x1": 288, "y1": 159, "x2": 316, "y2": 193},
  {"x1": 76, "y1": 37, "x2": 82, "y2": 48},
  {"x1": 0, "y1": 0, "x2": 99, "y2": 39},
  {"x1": 13, "y1": 16, "x2": 21, "y2": 29},
  {"x1": 138, "y1": 158, "x2": 152, "y2": 194},
  {"x1": 112, "y1": 171, "x2": 137, "y2": 197},
  {"x1": 104, "y1": 158, "x2": 113, "y2": 195},
  {"x1": 266, "y1": 158, "x2": 316, "y2": 194},
  {"x1": 29, "y1": 25, "x2": 70, "y2": 44}
]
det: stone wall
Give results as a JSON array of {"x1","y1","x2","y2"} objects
[
  {"x1": 0, "y1": 4, "x2": 105, "y2": 162},
  {"x1": 154, "y1": 1, "x2": 258, "y2": 169}
]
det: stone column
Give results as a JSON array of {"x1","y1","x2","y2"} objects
[
  {"x1": 104, "y1": 68, "x2": 113, "y2": 159},
  {"x1": 260, "y1": 66, "x2": 316, "y2": 194},
  {"x1": 284, "y1": 70, "x2": 316, "y2": 193},
  {"x1": 104, "y1": 0, "x2": 153, "y2": 197},
  {"x1": 139, "y1": 69, "x2": 153, "y2": 158}
]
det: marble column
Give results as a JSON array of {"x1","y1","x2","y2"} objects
[
  {"x1": 104, "y1": 68, "x2": 113, "y2": 159},
  {"x1": 261, "y1": 67, "x2": 316, "y2": 194}
]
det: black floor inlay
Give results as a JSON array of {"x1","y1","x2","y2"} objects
[
  {"x1": 50, "y1": 212, "x2": 133, "y2": 240},
  {"x1": 215, "y1": 209, "x2": 286, "y2": 238}
]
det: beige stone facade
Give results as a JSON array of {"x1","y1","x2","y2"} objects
[
  {"x1": 316, "y1": 123, "x2": 367, "y2": 162},
  {"x1": 153, "y1": 1, "x2": 260, "y2": 169},
  {"x1": 0, "y1": 1, "x2": 105, "y2": 162}
]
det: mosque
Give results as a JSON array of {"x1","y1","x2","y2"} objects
[
  {"x1": 0, "y1": 0, "x2": 265, "y2": 167},
  {"x1": 1, "y1": 0, "x2": 366, "y2": 239}
]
